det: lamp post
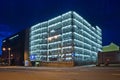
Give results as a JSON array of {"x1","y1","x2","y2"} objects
[
  {"x1": 8, "y1": 48, "x2": 11, "y2": 66},
  {"x1": 2, "y1": 47, "x2": 11, "y2": 66}
]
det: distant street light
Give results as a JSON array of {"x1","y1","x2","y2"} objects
[
  {"x1": 2, "y1": 47, "x2": 11, "y2": 66},
  {"x1": 2, "y1": 48, "x2": 6, "y2": 51},
  {"x1": 11, "y1": 54, "x2": 13, "y2": 57},
  {"x1": 8, "y1": 48, "x2": 11, "y2": 66}
]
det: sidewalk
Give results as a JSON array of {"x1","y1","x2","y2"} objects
[{"x1": 0, "y1": 64, "x2": 95, "y2": 70}]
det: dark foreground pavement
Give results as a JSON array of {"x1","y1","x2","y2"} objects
[{"x1": 0, "y1": 66, "x2": 120, "y2": 80}]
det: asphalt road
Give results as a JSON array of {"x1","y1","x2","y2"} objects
[{"x1": 0, "y1": 66, "x2": 120, "y2": 80}]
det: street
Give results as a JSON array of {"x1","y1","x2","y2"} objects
[{"x1": 0, "y1": 66, "x2": 120, "y2": 80}]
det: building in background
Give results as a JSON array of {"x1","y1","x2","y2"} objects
[
  {"x1": 102, "y1": 43, "x2": 119, "y2": 52},
  {"x1": 97, "y1": 43, "x2": 120, "y2": 66},
  {"x1": 1, "y1": 29, "x2": 29, "y2": 66},
  {"x1": 29, "y1": 11, "x2": 102, "y2": 65}
]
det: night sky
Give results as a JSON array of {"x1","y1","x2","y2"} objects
[{"x1": 0, "y1": 0, "x2": 120, "y2": 55}]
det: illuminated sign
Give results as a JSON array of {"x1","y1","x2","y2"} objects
[
  {"x1": 30, "y1": 54, "x2": 36, "y2": 61},
  {"x1": 3, "y1": 40, "x2": 6, "y2": 42},
  {"x1": 9, "y1": 35, "x2": 19, "y2": 40}
]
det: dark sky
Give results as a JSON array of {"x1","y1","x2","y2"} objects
[{"x1": 0, "y1": 0, "x2": 120, "y2": 54}]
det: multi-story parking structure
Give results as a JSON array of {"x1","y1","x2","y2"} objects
[{"x1": 29, "y1": 11, "x2": 102, "y2": 65}]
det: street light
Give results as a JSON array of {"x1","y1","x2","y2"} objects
[
  {"x1": 8, "y1": 48, "x2": 11, "y2": 66},
  {"x1": 2, "y1": 48, "x2": 6, "y2": 51},
  {"x1": 2, "y1": 47, "x2": 11, "y2": 66},
  {"x1": 11, "y1": 54, "x2": 13, "y2": 57}
]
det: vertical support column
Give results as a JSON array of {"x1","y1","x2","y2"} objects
[
  {"x1": 24, "y1": 28, "x2": 30, "y2": 66},
  {"x1": 8, "y1": 48, "x2": 11, "y2": 66},
  {"x1": 71, "y1": 11, "x2": 74, "y2": 61},
  {"x1": 61, "y1": 15, "x2": 63, "y2": 61},
  {"x1": 9, "y1": 50, "x2": 11, "y2": 66},
  {"x1": 81, "y1": 19, "x2": 84, "y2": 62},
  {"x1": 47, "y1": 21, "x2": 49, "y2": 62},
  {"x1": 89, "y1": 27, "x2": 92, "y2": 63}
]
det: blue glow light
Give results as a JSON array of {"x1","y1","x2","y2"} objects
[{"x1": 30, "y1": 54, "x2": 36, "y2": 61}]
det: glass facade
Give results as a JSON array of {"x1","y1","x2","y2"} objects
[{"x1": 29, "y1": 11, "x2": 102, "y2": 65}]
